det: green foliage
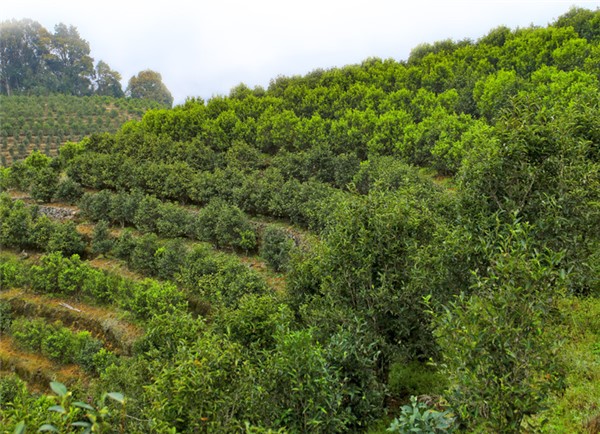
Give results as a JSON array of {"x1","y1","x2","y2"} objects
[
  {"x1": 91, "y1": 220, "x2": 114, "y2": 255},
  {"x1": 294, "y1": 189, "x2": 441, "y2": 362},
  {"x1": 54, "y1": 177, "x2": 83, "y2": 204},
  {"x1": 118, "y1": 278, "x2": 187, "y2": 319},
  {"x1": 435, "y1": 219, "x2": 567, "y2": 432},
  {"x1": 0, "y1": 199, "x2": 33, "y2": 249},
  {"x1": 129, "y1": 233, "x2": 159, "y2": 274},
  {"x1": 260, "y1": 225, "x2": 295, "y2": 272},
  {"x1": 30, "y1": 166, "x2": 59, "y2": 202},
  {"x1": 387, "y1": 396, "x2": 455, "y2": 434},
  {"x1": 45, "y1": 221, "x2": 85, "y2": 256},
  {"x1": 32, "y1": 381, "x2": 127, "y2": 433},
  {"x1": 126, "y1": 69, "x2": 173, "y2": 108},
  {"x1": 0, "y1": 374, "x2": 26, "y2": 408},
  {"x1": 111, "y1": 229, "x2": 136, "y2": 260},
  {"x1": 153, "y1": 238, "x2": 187, "y2": 280},
  {"x1": 388, "y1": 362, "x2": 447, "y2": 399},
  {"x1": 155, "y1": 202, "x2": 193, "y2": 238},
  {"x1": 0, "y1": 254, "x2": 27, "y2": 290},
  {"x1": 10, "y1": 317, "x2": 109, "y2": 368},
  {"x1": 459, "y1": 86, "x2": 600, "y2": 294},
  {"x1": 214, "y1": 293, "x2": 293, "y2": 350},
  {"x1": 133, "y1": 195, "x2": 162, "y2": 233},
  {"x1": 144, "y1": 331, "x2": 259, "y2": 432},
  {"x1": 134, "y1": 311, "x2": 204, "y2": 359},
  {"x1": 323, "y1": 317, "x2": 387, "y2": 427},
  {"x1": 29, "y1": 251, "x2": 187, "y2": 319},
  {"x1": 194, "y1": 198, "x2": 258, "y2": 251},
  {"x1": 2, "y1": 9, "x2": 600, "y2": 432},
  {"x1": 260, "y1": 327, "x2": 351, "y2": 433},
  {"x1": 179, "y1": 250, "x2": 268, "y2": 308}
]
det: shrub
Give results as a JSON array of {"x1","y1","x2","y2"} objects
[
  {"x1": 0, "y1": 200, "x2": 33, "y2": 249},
  {"x1": 76, "y1": 334, "x2": 106, "y2": 374},
  {"x1": 129, "y1": 233, "x2": 159, "y2": 275},
  {"x1": 112, "y1": 229, "x2": 136, "y2": 260},
  {"x1": 0, "y1": 374, "x2": 27, "y2": 408},
  {"x1": 156, "y1": 202, "x2": 192, "y2": 238},
  {"x1": 109, "y1": 190, "x2": 141, "y2": 227},
  {"x1": 118, "y1": 278, "x2": 187, "y2": 319},
  {"x1": 434, "y1": 220, "x2": 567, "y2": 432},
  {"x1": 0, "y1": 256, "x2": 26, "y2": 290},
  {"x1": 194, "y1": 198, "x2": 257, "y2": 250},
  {"x1": 153, "y1": 239, "x2": 187, "y2": 281},
  {"x1": 91, "y1": 220, "x2": 114, "y2": 255},
  {"x1": 78, "y1": 190, "x2": 112, "y2": 221},
  {"x1": 192, "y1": 256, "x2": 268, "y2": 308},
  {"x1": 260, "y1": 225, "x2": 295, "y2": 272},
  {"x1": 259, "y1": 327, "x2": 351, "y2": 433},
  {"x1": 41, "y1": 326, "x2": 76, "y2": 363},
  {"x1": 45, "y1": 221, "x2": 85, "y2": 256},
  {"x1": 388, "y1": 396, "x2": 456, "y2": 434},
  {"x1": 54, "y1": 177, "x2": 83, "y2": 204},
  {"x1": 133, "y1": 311, "x2": 204, "y2": 359},
  {"x1": 10, "y1": 318, "x2": 48, "y2": 352},
  {"x1": 133, "y1": 195, "x2": 161, "y2": 233},
  {"x1": 90, "y1": 348, "x2": 118, "y2": 375},
  {"x1": 29, "y1": 167, "x2": 59, "y2": 203},
  {"x1": 144, "y1": 332, "x2": 257, "y2": 432},
  {"x1": 214, "y1": 293, "x2": 292, "y2": 350}
]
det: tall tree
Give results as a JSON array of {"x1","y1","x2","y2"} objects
[
  {"x1": 46, "y1": 23, "x2": 95, "y2": 95},
  {"x1": 126, "y1": 69, "x2": 173, "y2": 107},
  {"x1": 0, "y1": 19, "x2": 51, "y2": 95},
  {"x1": 95, "y1": 60, "x2": 123, "y2": 97}
]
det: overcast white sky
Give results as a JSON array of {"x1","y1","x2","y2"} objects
[{"x1": 3, "y1": 1, "x2": 600, "y2": 104}]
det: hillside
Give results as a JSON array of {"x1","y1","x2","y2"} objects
[
  {"x1": 0, "y1": 6, "x2": 599, "y2": 433},
  {"x1": 0, "y1": 95, "x2": 162, "y2": 165}
]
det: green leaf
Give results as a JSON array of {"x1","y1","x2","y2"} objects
[
  {"x1": 73, "y1": 401, "x2": 95, "y2": 411},
  {"x1": 13, "y1": 421, "x2": 26, "y2": 434},
  {"x1": 48, "y1": 405, "x2": 66, "y2": 414},
  {"x1": 106, "y1": 392, "x2": 125, "y2": 404},
  {"x1": 38, "y1": 425, "x2": 59, "y2": 432},
  {"x1": 71, "y1": 421, "x2": 92, "y2": 428},
  {"x1": 50, "y1": 381, "x2": 67, "y2": 397}
]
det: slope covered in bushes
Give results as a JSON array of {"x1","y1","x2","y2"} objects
[
  {"x1": 0, "y1": 6, "x2": 600, "y2": 433},
  {"x1": 0, "y1": 95, "x2": 162, "y2": 165}
]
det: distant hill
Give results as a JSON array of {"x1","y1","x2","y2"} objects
[{"x1": 0, "y1": 94, "x2": 161, "y2": 165}]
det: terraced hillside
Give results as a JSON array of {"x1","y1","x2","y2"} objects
[
  {"x1": 1, "y1": 8, "x2": 600, "y2": 432},
  {"x1": 0, "y1": 95, "x2": 162, "y2": 165},
  {"x1": 0, "y1": 186, "x2": 295, "y2": 410}
]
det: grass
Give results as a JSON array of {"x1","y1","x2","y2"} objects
[{"x1": 533, "y1": 296, "x2": 600, "y2": 433}]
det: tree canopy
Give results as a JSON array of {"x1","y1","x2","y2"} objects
[
  {"x1": 126, "y1": 69, "x2": 173, "y2": 107},
  {"x1": 0, "y1": 19, "x2": 171, "y2": 102}
]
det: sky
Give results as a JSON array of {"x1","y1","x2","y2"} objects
[{"x1": 3, "y1": 0, "x2": 600, "y2": 105}]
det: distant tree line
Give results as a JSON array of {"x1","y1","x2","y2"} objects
[{"x1": 0, "y1": 19, "x2": 173, "y2": 106}]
